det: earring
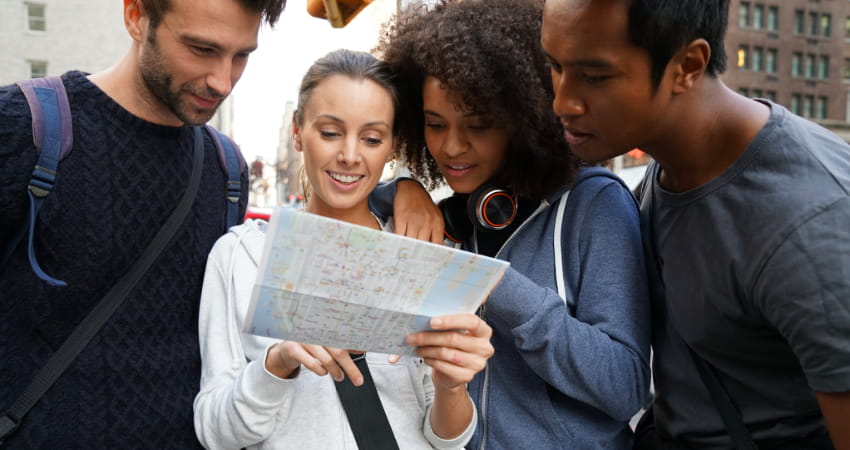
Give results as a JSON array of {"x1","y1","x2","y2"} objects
[{"x1": 294, "y1": 141, "x2": 301, "y2": 151}]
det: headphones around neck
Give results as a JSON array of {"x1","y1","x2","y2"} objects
[{"x1": 438, "y1": 183, "x2": 517, "y2": 243}]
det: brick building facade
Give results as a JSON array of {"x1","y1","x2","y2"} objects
[{"x1": 724, "y1": 0, "x2": 850, "y2": 121}]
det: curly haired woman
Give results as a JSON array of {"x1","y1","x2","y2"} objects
[{"x1": 375, "y1": 0, "x2": 651, "y2": 448}]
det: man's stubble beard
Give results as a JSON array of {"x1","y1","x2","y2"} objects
[{"x1": 139, "y1": 29, "x2": 225, "y2": 126}]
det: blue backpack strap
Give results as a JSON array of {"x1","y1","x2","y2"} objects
[
  {"x1": 2, "y1": 77, "x2": 73, "y2": 287},
  {"x1": 205, "y1": 125, "x2": 245, "y2": 230}
]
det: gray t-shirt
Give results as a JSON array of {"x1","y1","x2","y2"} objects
[{"x1": 641, "y1": 101, "x2": 850, "y2": 448}]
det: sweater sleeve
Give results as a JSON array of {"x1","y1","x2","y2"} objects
[
  {"x1": 193, "y1": 233, "x2": 293, "y2": 449},
  {"x1": 419, "y1": 365, "x2": 477, "y2": 449},
  {"x1": 368, "y1": 179, "x2": 400, "y2": 221},
  {"x1": 423, "y1": 402, "x2": 477, "y2": 449},
  {"x1": 485, "y1": 181, "x2": 652, "y2": 421}
]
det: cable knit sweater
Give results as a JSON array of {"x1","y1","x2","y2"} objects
[{"x1": 0, "y1": 71, "x2": 248, "y2": 448}]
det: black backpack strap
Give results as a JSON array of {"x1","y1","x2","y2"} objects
[
  {"x1": 334, "y1": 354, "x2": 400, "y2": 450},
  {"x1": 0, "y1": 127, "x2": 206, "y2": 445},
  {"x1": 1, "y1": 76, "x2": 74, "y2": 287},
  {"x1": 205, "y1": 125, "x2": 244, "y2": 230},
  {"x1": 640, "y1": 173, "x2": 758, "y2": 450},
  {"x1": 688, "y1": 348, "x2": 759, "y2": 450}
]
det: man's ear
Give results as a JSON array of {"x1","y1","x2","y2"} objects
[
  {"x1": 671, "y1": 38, "x2": 710, "y2": 95},
  {"x1": 124, "y1": 0, "x2": 147, "y2": 42}
]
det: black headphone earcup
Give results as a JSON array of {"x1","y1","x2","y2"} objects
[
  {"x1": 439, "y1": 195, "x2": 473, "y2": 243},
  {"x1": 468, "y1": 185, "x2": 517, "y2": 231}
]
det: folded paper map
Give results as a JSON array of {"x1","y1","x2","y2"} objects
[{"x1": 243, "y1": 207, "x2": 509, "y2": 355}]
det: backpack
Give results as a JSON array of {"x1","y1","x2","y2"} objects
[{"x1": 0, "y1": 76, "x2": 246, "y2": 287}]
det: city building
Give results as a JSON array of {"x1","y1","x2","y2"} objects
[
  {"x1": 1, "y1": 0, "x2": 234, "y2": 133},
  {"x1": 725, "y1": 0, "x2": 850, "y2": 121},
  {"x1": 275, "y1": 101, "x2": 300, "y2": 206},
  {"x1": 0, "y1": 0, "x2": 128, "y2": 85}
]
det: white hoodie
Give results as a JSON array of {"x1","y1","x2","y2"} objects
[{"x1": 193, "y1": 219, "x2": 474, "y2": 449}]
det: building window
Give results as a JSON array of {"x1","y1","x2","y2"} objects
[
  {"x1": 752, "y1": 89, "x2": 763, "y2": 98},
  {"x1": 28, "y1": 60, "x2": 47, "y2": 78},
  {"x1": 805, "y1": 54, "x2": 816, "y2": 78},
  {"x1": 766, "y1": 91, "x2": 777, "y2": 102},
  {"x1": 767, "y1": 6, "x2": 779, "y2": 31},
  {"x1": 819, "y1": 55, "x2": 830, "y2": 79},
  {"x1": 753, "y1": 4, "x2": 764, "y2": 29},
  {"x1": 817, "y1": 96, "x2": 828, "y2": 119},
  {"x1": 822, "y1": 14, "x2": 832, "y2": 37},
  {"x1": 766, "y1": 48, "x2": 778, "y2": 73},
  {"x1": 791, "y1": 94, "x2": 801, "y2": 115},
  {"x1": 845, "y1": 16, "x2": 850, "y2": 39},
  {"x1": 740, "y1": 87, "x2": 750, "y2": 97},
  {"x1": 843, "y1": 58, "x2": 850, "y2": 79},
  {"x1": 804, "y1": 95, "x2": 814, "y2": 118},
  {"x1": 739, "y1": 2, "x2": 751, "y2": 28},
  {"x1": 26, "y1": 3, "x2": 46, "y2": 31},
  {"x1": 752, "y1": 47, "x2": 763, "y2": 72},
  {"x1": 794, "y1": 10, "x2": 805, "y2": 34},
  {"x1": 809, "y1": 11, "x2": 819, "y2": 36},
  {"x1": 738, "y1": 45, "x2": 750, "y2": 69},
  {"x1": 792, "y1": 52, "x2": 802, "y2": 77}
]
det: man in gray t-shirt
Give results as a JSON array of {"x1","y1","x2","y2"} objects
[
  {"x1": 640, "y1": 102, "x2": 850, "y2": 447},
  {"x1": 541, "y1": 0, "x2": 850, "y2": 448}
]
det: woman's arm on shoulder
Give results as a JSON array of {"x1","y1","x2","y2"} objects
[{"x1": 369, "y1": 178, "x2": 444, "y2": 244}]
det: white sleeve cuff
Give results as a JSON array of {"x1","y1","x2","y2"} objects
[
  {"x1": 422, "y1": 395, "x2": 477, "y2": 450},
  {"x1": 239, "y1": 344, "x2": 296, "y2": 406}
]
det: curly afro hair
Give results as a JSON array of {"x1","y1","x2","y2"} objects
[{"x1": 375, "y1": 0, "x2": 580, "y2": 200}]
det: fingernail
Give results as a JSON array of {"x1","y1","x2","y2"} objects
[
  {"x1": 354, "y1": 376, "x2": 363, "y2": 386},
  {"x1": 334, "y1": 373, "x2": 343, "y2": 382},
  {"x1": 431, "y1": 318, "x2": 443, "y2": 328}
]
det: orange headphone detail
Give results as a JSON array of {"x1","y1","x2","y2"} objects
[{"x1": 439, "y1": 183, "x2": 517, "y2": 243}]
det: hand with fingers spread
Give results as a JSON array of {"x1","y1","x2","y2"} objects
[
  {"x1": 392, "y1": 179, "x2": 445, "y2": 244},
  {"x1": 265, "y1": 342, "x2": 365, "y2": 386},
  {"x1": 406, "y1": 313, "x2": 494, "y2": 440}
]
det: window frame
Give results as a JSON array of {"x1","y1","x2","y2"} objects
[
  {"x1": 26, "y1": 2, "x2": 46, "y2": 32},
  {"x1": 28, "y1": 59, "x2": 48, "y2": 78}
]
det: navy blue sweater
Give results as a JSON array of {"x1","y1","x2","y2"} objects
[{"x1": 0, "y1": 71, "x2": 248, "y2": 448}]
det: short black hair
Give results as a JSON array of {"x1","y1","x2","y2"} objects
[
  {"x1": 627, "y1": 0, "x2": 729, "y2": 87},
  {"x1": 376, "y1": 0, "x2": 579, "y2": 200},
  {"x1": 141, "y1": 0, "x2": 286, "y2": 29}
]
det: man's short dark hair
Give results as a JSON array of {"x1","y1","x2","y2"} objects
[
  {"x1": 140, "y1": 0, "x2": 286, "y2": 29},
  {"x1": 627, "y1": 0, "x2": 729, "y2": 88}
]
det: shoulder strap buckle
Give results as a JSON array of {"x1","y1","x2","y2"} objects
[{"x1": 5, "y1": 76, "x2": 73, "y2": 287}]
